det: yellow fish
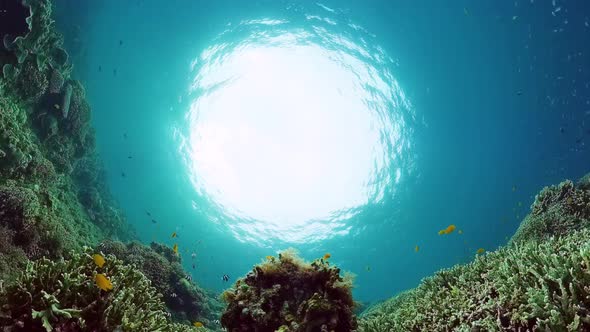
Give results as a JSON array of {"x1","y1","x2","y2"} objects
[
  {"x1": 193, "y1": 322, "x2": 204, "y2": 327},
  {"x1": 171, "y1": 232, "x2": 177, "y2": 238},
  {"x1": 476, "y1": 248, "x2": 485, "y2": 254},
  {"x1": 93, "y1": 254, "x2": 105, "y2": 268},
  {"x1": 95, "y1": 273, "x2": 113, "y2": 291},
  {"x1": 414, "y1": 245, "x2": 419, "y2": 252},
  {"x1": 438, "y1": 224, "x2": 456, "y2": 235},
  {"x1": 323, "y1": 253, "x2": 331, "y2": 260},
  {"x1": 173, "y1": 243, "x2": 178, "y2": 254},
  {"x1": 266, "y1": 255, "x2": 273, "y2": 260}
]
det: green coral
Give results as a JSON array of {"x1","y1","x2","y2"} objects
[
  {"x1": 221, "y1": 249, "x2": 357, "y2": 331},
  {"x1": 358, "y1": 174, "x2": 590, "y2": 332},
  {"x1": 99, "y1": 240, "x2": 224, "y2": 326},
  {"x1": 510, "y1": 177, "x2": 590, "y2": 245},
  {"x1": 0, "y1": 247, "x2": 201, "y2": 331}
]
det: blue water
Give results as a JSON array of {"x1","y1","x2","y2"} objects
[{"x1": 54, "y1": 0, "x2": 590, "y2": 305}]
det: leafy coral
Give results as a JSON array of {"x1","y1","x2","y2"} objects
[
  {"x1": 221, "y1": 249, "x2": 357, "y2": 332},
  {"x1": 0, "y1": 247, "x2": 200, "y2": 331}
]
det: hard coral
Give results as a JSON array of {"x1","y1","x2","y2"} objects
[
  {"x1": 221, "y1": 249, "x2": 357, "y2": 332},
  {"x1": 0, "y1": 247, "x2": 198, "y2": 331},
  {"x1": 358, "y1": 229, "x2": 590, "y2": 331},
  {"x1": 510, "y1": 177, "x2": 590, "y2": 245},
  {"x1": 99, "y1": 240, "x2": 222, "y2": 326}
]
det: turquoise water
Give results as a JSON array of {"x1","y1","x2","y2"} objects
[{"x1": 55, "y1": 0, "x2": 590, "y2": 304}]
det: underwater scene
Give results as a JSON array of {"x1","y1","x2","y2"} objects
[{"x1": 1, "y1": 0, "x2": 590, "y2": 330}]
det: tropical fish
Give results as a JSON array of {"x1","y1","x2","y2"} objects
[
  {"x1": 366, "y1": 265, "x2": 371, "y2": 272},
  {"x1": 512, "y1": 185, "x2": 517, "y2": 192},
  {"x1": 95, "y1": 273, "x2": 113, "y2": 291},
  {"x1": 193, "y1": 322, "x2": 204, "y2": 327},
  {"x1": 476, "y1": 248, "x2": 485, "y2": 254},
  {"x1": 323, "y1": 253, "x2": 331, "y2": 260},
  {"x1": 93, "y1": 254, "x2": 105, "y2": 268},
  {"x1": 414, "y1": 245, "x2": 419, "y2": 252},
  {"x1": 266, "y1": 255, "x2": 273, "y2": 260},
  {"x1": 458, "y1": 230, "x2": 463, "y2": 234},
  {"x1": 171, "y1": 232, "x2": 177, "y2": 238},
  {"x1": 171, "y1": 292, "x2": 177, "y2": 298},
  {"x1": 53, "y1": 104, "x2": 60, "y2": 110},
  {"x1": 151, "y1": 219, "x2": 157, "y2": 224},
  {"x1": 191, "y1": 253, "x2": 197, "y2": 259},
  {"x1": 173, "y1": 243, "x2": 178, "y2": 254},
  {"x1": 222, "y1": 274, "x2": 229, "y2": 282},
  {"x1": 192, "y1": 263, "x2": 196, "y2": 269},
  {"x1": 438, "y1": 224, "x2": 456, "y2": 235}
]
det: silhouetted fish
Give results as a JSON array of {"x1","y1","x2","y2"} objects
[
  {"x1": 98, "y1": 65, "x2": 102, "y2": 72},
  {"x1": 121, "y1": 172, "x2": 126, "y2": 178}
]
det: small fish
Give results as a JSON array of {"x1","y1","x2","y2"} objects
[
  {"x1": 98, "y1": 65, "x2": 102, "y2": 72},
  {"x1": 123, "y1": 133, "x2": 128, "y2": 139},
  {"x1": 95, "y1": 273, "x2": 113, "y2": 291},
  {"x1": 173, "y1": 243, "x2": 178, "y2": 254},
  {"x1": 476, "y1": 248, "x2": 485, "y2": 254},
  {"x1": 193, "y1": 322, "x2": 204, "y2": 327},
  {"x1": 222, "y1": 274, "x2": 229, "y2": 282},
  {"x1": 192, "y1": 263, "x2": 196, "y2": 269},
  {"x1": 171, "y1": 292, "x2": 177, "y2": 298},
  {"x1": 93, "y1": 254, "x2": 105, "y2": 268},
  {"x1": 323, "y1": 253, "x2": 331, "y2": 260},
  {"x1": 185, "y1": 275, "x2": 192, "y2": 282},
  {"x1": 463, "y1": 7, "x2": 469, "y2": 16},
  {"x1": 113, "y1": 68, "x2": 117, "y2": 76},
  {"x1": 127, "y1": 155, "x2": 133, "y2": 159},
  {"x1": 512, "y1": 15, "x2": 518, "y2": 21},
  {"x1": 213, "y1": 319, "x2": 220, "y2": 324},
  {"x1": 53, "y1": 104, "x2": 60, "y2": 109},
  {"x1": 516, "y1": 90, "x2": 522, "y2": 96},
  {"x1": 171, "y1": 232, "x2": 177, "y2": 238},
  {"x1": 366, "y1": 265, "x2": 371, "y2": 272},
  {"x1": 512, "y1": 185, "x2": 517, "y2": 192},
  {"x1": 438, "y1": 224, "x2": 456, "y2": 235},
  {"x1": 458, "y1": 230, "x2": 463, "y2": 234},
  {"x1": 266, "y1": 255, "x2": 273, "y2": 260},
  {"x1": 119, "y1": 40, "x2": 123, "y2": 46},
  {"x1": 517, "y1": 202, "x2": 522, "y2": 207},
  {"x1": 146, "y1": 211, "x2": 151, "y2": 217},
  {"x1": 191, "y1": 253, "x2": 197, "y2": 259},
  {"x1": 414, "y1": 245, "x2": 419, "y2": 252},
  {"x1": 121, "y1": 172, "x2": 126, "y2": 178},
  {"x1": 151, "y1": 219, "x2": 157, "y2": 224}
]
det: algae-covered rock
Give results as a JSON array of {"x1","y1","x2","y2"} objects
[
  {"x1": 0, "y1": 247, "x2": 200, "y2": 331},
  {"x1": 221, "y1": 249, "x2": 357, "y2": 332}
]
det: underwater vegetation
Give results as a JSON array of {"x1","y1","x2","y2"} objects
[
  {"x1": 0, "y1": 247, "x2": 202, "y2": 331},
  {"x1": 358, "y1": 173, "x2": 590, "y2": 331},
  {"x1": 220, "y1": 249, "x2": 357, "y2": 332},
  {"x1": 98, "y1": 240, "x2": 224, "y2": 327}
]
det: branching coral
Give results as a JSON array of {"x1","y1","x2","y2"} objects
[
  {"x1": 220, "y1": 248, "x2": 357, "y2": 332},
  {"x1": 510, "y1": 177, "x2": 590, "y2": 245},
  {"x1": 98, "y1": 240, "x2": 223, "y2": 326},
  {"x1": 359, "y1": 229, "x2": 590, "y2": 331},
  {"x1": 0, "y1": 247, "x2": 201, "y2": 331}
]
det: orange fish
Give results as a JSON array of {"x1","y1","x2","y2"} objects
[
  {"x1": 323, "y1": 253, "x2": 331, "y2": 260},
  {"x1": 476, "y1": 248, "x2": 485, "y2": 254},
  {"x1": 95, "y1": 273, "x2": 113, "y2": 291},
  {"x1": 438, "y1": 224, "x2": 456, "y2": 235},
  {"x1": 193, "y1": 322, "x2": 204, "y2": 327},
  {"x1": 173, "y1": 243, "x2": 178, "y2": 254},
  {"x1": 171, "y1": 232, "x2": 177, "y2": 238},
  {"x1": 93, "y1": 254, "x2": 105, "y2": 268}
]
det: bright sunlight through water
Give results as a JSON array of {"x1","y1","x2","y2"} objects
[{"x1": 177, "y1": 4, "x2": 414, "y2": 245}]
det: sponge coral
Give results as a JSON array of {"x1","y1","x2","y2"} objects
[
  {"x1": 220, "y1": 249, "x2": 357, "y2": 332},
  {"x1": 0, "y1": 247, "x2": 199, "y2": 331}
]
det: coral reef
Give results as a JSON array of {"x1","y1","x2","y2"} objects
[
  {"x1": 0, "y1": 247, "x2": 201, "y2": 331},
  {"x1": 358, "y1": 173, "x2": 590, "y2": 331},
  {"x1": 98, "y1": 240, "x2": 224, "y2": 327},
  {"x1": 220, "y1": 249, "x2": 357, "y2": 332},
  {"x1": 509, "y1": 176, "x2": 590, "y2": 245}
]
